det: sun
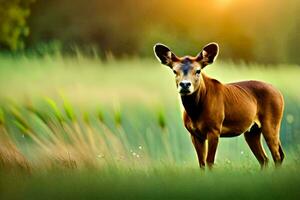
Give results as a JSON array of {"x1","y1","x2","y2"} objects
[{"x1": 215, "y1": 0, "x2": 233, "y2": 8}]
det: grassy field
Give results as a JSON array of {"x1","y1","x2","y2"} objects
[{"x1": 0, "y1": 54, "x2": 300, "y2": 199}]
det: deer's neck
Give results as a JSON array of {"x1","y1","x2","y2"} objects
[{"x1": 181, "y1": 74, "x2": 207, "y2": 120}]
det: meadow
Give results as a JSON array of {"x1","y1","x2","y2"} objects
[{"x1": 0, "y1": 53, "x2": 300, "y2": 199}]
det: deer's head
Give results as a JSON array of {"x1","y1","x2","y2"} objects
[{"x1": 154, "y1": 43, "x2": 219, "y2": 95}]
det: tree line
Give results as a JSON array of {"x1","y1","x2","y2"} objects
[{"x1": 0, "y1": 0, "x2": 300, "y2": 64}]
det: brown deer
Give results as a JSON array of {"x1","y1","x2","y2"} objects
[{"x1": 153, "y1": 42, "x2": 284, "y2": 169}]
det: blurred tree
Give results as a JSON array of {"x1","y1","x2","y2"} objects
[
  {"x1": 0, "y1": 0, "x2": 35, "y2": 51},
  {"x1": 1, "y1": 0, "x2": 298, "y2": 64}
]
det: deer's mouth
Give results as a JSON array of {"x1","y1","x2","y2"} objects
[{"x1": 179, "y1": 88, "x2": 192, "y2": 95}]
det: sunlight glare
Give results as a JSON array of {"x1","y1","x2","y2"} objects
[{"x1": 215, "y1": 0, "x2": 233, "y2": 8}]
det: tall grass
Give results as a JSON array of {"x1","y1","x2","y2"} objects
[{"x1": 0, "y1": 98, "x2": 185, "y2": 171}]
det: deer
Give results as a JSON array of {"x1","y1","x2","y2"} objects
[{"x1": 153, "y1": 42, "x2": 285, "y2": 169}]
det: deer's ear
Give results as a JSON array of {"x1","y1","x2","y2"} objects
[
  {"x1": 153, "y1": 43, "x2": 179, "y2": 68},
  {"x1": 196, "y1": 42, "x2": 219, "y2": 68}
]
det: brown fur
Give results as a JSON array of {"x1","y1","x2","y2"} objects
[
  {"x1": 154, "y1": 42, "x2": 285, "y2": 169},
  {"x1": 182, "y1": 73, "x2": 284, "y2": 168}
]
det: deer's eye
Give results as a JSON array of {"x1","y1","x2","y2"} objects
[
  {"x1": 173, "y1": 70, "x2": 178, "y2": 75},
  {"x1": 195, "y1": 69, "x2": 201, "y2": 75}
]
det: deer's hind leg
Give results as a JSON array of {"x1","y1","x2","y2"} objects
[
  {"x1": 261, "y1": 122, "x2": 284, "y2": 166},
  {"x1": 244, "y1": 123, "x2": 269, "y2": 168},
  {"x1": 259, "y1": 91, "x2": 285, "y2": 166}
]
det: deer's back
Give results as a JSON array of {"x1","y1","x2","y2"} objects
[{"x1": 220, "y1": 80, "x2": 284, "y2": 136}]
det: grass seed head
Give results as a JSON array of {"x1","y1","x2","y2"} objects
[
  {"x1": 10, "y1": 106, "x2": 31, "y2": 132},
  {"x1": 97, "y1": 109, "x2": 104, "y2": 123},
  {"x1": 63, "y1": 100, "x2": 76, "y2": 122},
  {"x1": 114, "y1": 109, "x2": 122, "y2": 127},
  {"x1": 45, "y1": 97, "x2": 64, "y2": 122},
  {"x1": 157, "y1": 109, "x2": 166, "y2": 130},
  {"x1": 26, "y1": 105, "x2": 49, "y2": 125},
  {"x1": 0, "y1": 107, "x2": 5, "y2": 125},
  {"x1": 13, "y1": 120, "x2": 30, "y2": 135}
]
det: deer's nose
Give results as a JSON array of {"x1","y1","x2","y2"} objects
[{"x1": 179, "y1": 81, "x2": 191, "y2": 89}]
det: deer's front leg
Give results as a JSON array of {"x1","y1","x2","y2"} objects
[
  {"x1": 191, "y1": 134, "x2": 207, "y2": 169},
  {"x1": 206, "y1": 131, "x2": 219, "y2": 169}
]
